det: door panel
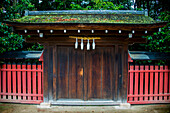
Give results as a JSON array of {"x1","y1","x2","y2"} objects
[
  {"x1": 68, "y1": 48, "x2": 84, "y2": 99},
  {"x1": 57, "y1": 47, "x2": 84, "y2": 99},
  {"x1": 56, "y1": 46, "x2": 115, "y2": 100},
  {"x1": 86, "y1": 49, "x2": 102, "y2": 99}
]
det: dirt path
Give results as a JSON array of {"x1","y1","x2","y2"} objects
[{"x1": 0, "y1": 103, "x2": 170, "y2": 113}]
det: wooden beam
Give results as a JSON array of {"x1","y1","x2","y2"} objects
[{"x1": 16, "y1": 29, "x2": 158, "y2": 37}]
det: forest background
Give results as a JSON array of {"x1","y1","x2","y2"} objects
[{"x1": 0, "y1": 0, "x2": 169, "y2": 54}]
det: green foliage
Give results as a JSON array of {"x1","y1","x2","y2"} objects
[
  {"x1": 70, "y1": 1, "x2": 124, "y2": 10},
  {"x1": 145, "y1": 11, "x2": 170, "y2": 52},
  {"x1": 0, "y1": 0, "x2": 36, "y2": 53},
  {"x1": 0, "y1": 22, "x2": 24, "y2": 53}
]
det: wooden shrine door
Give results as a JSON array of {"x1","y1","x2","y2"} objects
[{"x1": 56, "y1": 46, "x2": 115, "y2": 100}]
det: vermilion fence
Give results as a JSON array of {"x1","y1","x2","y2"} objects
[
  {"x1": 127, "y1": 64, "x2": 170, "y2": 104},
  {"x1": 0, "y1": 62, "x2": 43, "y2": 104}
]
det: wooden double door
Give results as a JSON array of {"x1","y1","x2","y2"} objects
[
  {"x1": 44, "y1": 44, "x2": 128, "y2": 102},
  {"x1": 56, "y1": 46, "x2": 115, "y2": 100}
]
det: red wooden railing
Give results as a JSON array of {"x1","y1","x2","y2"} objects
[
  {"x1": 127, "y1": 65, "x2": 170, "y2": 104},
  {"x1": 0, "y1": 62, "x2": 43, "y2": 104}
]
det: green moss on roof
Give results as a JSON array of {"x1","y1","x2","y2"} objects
[{"x1": 12, "y1": 14, "x2": 156, "y2": 24}]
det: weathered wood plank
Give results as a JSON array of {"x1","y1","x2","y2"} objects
[
  {"x1": 48, "y1": 46, "x2": 53, "y2": 101},
  {"x1": 57, "y1": 47, "x2": 69, "y2": 98},
  {"x1": 53, "y1": 45, "x2": 57, "y2": 100},
  {"x1": 122, "y1": 44, "x2": 128, "y2": 102},
  {"x1": 43, "y1": 43, "x2": 49, "y2": 102}
]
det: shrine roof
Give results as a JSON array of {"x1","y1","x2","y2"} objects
[{"x1": 8, "y1": 10, "x2": 162, "y2": 24}]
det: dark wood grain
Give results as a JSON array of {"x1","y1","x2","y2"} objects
[
  {"x1": 43, "y1": 43, "x2": 49, "y2": 102},
  {"x1": 53, "y1": 45, "x2": 57, "y2": 100},
  {"x1": 57, "y1": 47, "x2": 69, "y2": 98}
]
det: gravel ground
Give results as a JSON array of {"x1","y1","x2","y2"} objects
[{"x1": 0, "y1": 103, "x2": 170, "y2": 113}]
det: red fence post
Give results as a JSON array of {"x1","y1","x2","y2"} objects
[
  {"x1": 12, "y1": 62, "x2": 16, "y2": 100},
  {"x1": 38, "y1": 63, "x2": 42, "y2": 100},
  {"x1": 2, "y1": 64, "x2": 6, "y2": 99},
  {"x1": 140, "y1": 65, "x2": 144, "y2": 101},
  {"x1": 159, "y1": 66, "x2": 163, "y2": 100},
  {"x1": 129, "y1": 65, "x2": 134, "y2": 102},
  {"x1": 164, "y1": 66, "x2": 168, "y2": 100},
  {"x1": 0, "y1": 64, "x2": 1, "y2": 97},
  {"x1": 150, "y1": 65, "x2": 154, "y2": 101},
  {"x1": 145, "y1": 65, "x2": 149, "y2": 101},
  {"x1": 27, "y1": 62, "x2": 32, "y2": 100},
  {"x1": 32, "y1": 63, "x2": 37, "y2": 100},
  {"x1": 155, "y1": 65, "x2": 159, "y2": 100},
  {"x1": 134, "y1": 65, "x2": 139, "y2": 102},
  {"x1": 17, "y1": 63, "x2": 21, "y2": 100},
  {"x1": 22, "y1": 62, "x2": 26, "y2": 100},
  {"x1": 7, "y1": 62, "x2": 11, "y2": 100}
]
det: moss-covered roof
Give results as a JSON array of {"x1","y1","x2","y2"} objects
[{"x1": 12, "y1": 14, "x2": 156, "y2": 24}]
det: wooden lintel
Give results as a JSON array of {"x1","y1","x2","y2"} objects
[
  {"x1": 26, "y1": 36, "x2": 145, "y2": 45},
  {"x1": 16, "y1": 29, "x2": 158, "y2": 37}
]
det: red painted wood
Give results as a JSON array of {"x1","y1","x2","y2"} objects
[
  {"x1": 7, "y1": 64, "x2": 11, "y2": 99},
  {"x1": 129, "y1": 65, "x2": 134, "y2": 101},
  {"x1": 12, "y1": 64, "x2": 16, "y2": 100},
  {"x1": 150, "y1": 65, "x2": 154, "y2": 100},
  {"x1": 0, "y1": 65, "x2": 1, "y2": 94},
  {"x1": 154, "y1": 65, "x2": 158, "y2": 100},
  {"x1": 38, "y1": 64, "x2": 42, "y2": 100},
  {"x1": 144, "y1": 65, "x2": 149, "y2": 101},
  {"x1": 139, "y1": 65, "x2": 144, "y2": 101},
  {"x1": 128, "y1": 93, "x2": 170, "y2": 97},
  {"x1": 0, "y1": 92, "x2": 43, "y2": 96},
  {"x1": 22, "y1": 64, "x2": 26, "y2": 100},
  {"x1": 0, "y1": 69, "x2": 42, "y2": 72},
  {"x1": 27, "y1": 64, "x2": 32, "y2": 100},
  {"x1": 164, "y1": 66, "x2": 168, "y2": 100},
  {"x1": 2, "y1": 64, "x2": 6, "y2": 99},
  {"x1": 128, "y1": 70, "x2": 169, "y2": 72},
  {"x1": 32, "y1": 64, "x2": 37, "y2": 100},
  {"x1": 134, "y1": 65, "x2": 139, "y2": 101},
  {"x1": 17, "y1": 64, "x2": 21, "y2": 100},
  {"x1": 0, "y1": 99, "x2": 42, "y2": 104},
  {"x1": 128, "y1": 100, "x2": 170, "y2": 104},
  {"x1": 159, "y1": 66, "x2": 163, "y2": 100}
]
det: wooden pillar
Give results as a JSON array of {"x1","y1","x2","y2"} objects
[
  {"x1": 122, "y1": 43, "x2": 128, "y2": 103},
  {"x1": 43, "y1": 43, "x2": 49, "y2": 102}
]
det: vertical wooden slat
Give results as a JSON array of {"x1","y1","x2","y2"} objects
[
  {"x1": 129, "y1": 65, "x2": 134, "y2": 101},
  {"x1": 53, "y1": 45, "x2": 57, "y2": 100},
  {"x1": 38, "y1": 63, "x2": 42, "y2": 100},
  {"x1": 122, "y1": 44, "x2": 128, "y2": 102},
  {"x1": 58, "y1": 47, "x2": 69, "y2": 98},
  {"x1": 2, "y1": 64, "x2": 6, "y2": 99},
  {"x1": 32, "y1": 63, "x2": 36, "y2": 100},
  {"x1": 17, "y1": 63, "x2": 21, "y2": 100},
  {"x1": 134, "y1": 65, "x2": 139, "y2": 101},
  {"x1": 7, "y1": 63, "x2": 11, "y2": 99},
  {"x1": 154, "y1": 65, "x2": 159, "y2": 100},
  {"x1": 164, "y1": 66, "x2": 168, "y2": 100},
  {"x1": 12, "y1": 63, "x2": 16, "y2": 100},
  {"x1": 22, "y1": 63, "x2": 26, "y2": 100},
  {"x1": 27, "y1": 63, "x2": 31, "y2": 100},
  {"x1": 159, "y1": 66, "x2": 163, "y2": 100},
  {"x1": 145, "y1": 65, "x2": 149, "y2": 101},
  {"x1": 48, "y1": 46, "x2": 53, "y2": 101},
  {"x1": 150, "y1": 65, "x2": 154, "y2": 100},
  {"x1": 139, "y1": 65, "x2": 144, "y2": 101},
  {"x1": 114, "y1": 45, "x2": 118, "y2": 101}
]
